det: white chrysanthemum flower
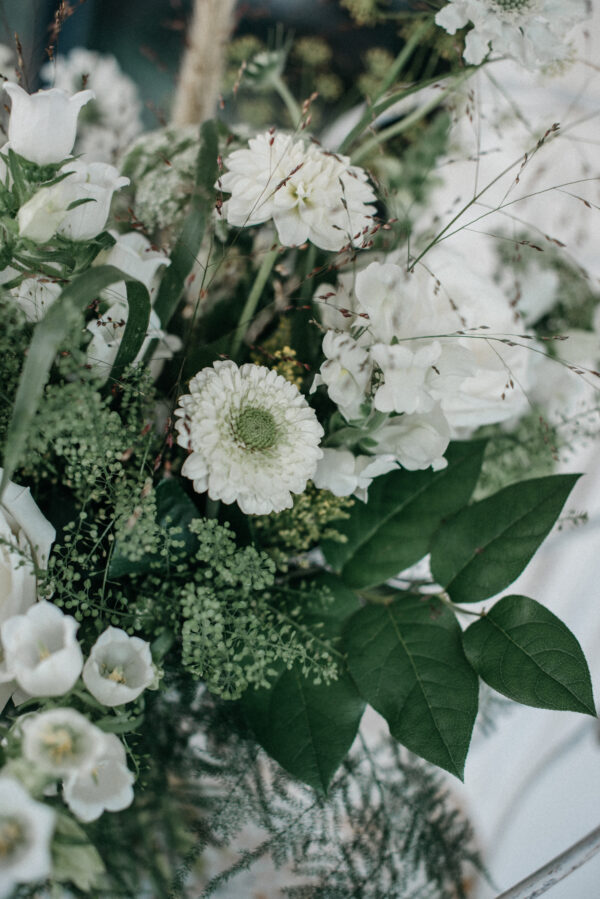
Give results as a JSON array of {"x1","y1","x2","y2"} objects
[
  {"x1": 175, "y1": 361, "x2": 324, "y2": 514},
  {"x1": 219, "y1": 131, "x2": 376, "y2": 251},
  {"x1": 82, "y1": 626, "x2": 154, "y2": 707},
  {"x1": 0, "y1": 777, "x2": 55, "y2": 898},
  {"x1": 435, "y1": 0, "x2": 587, "y2": 69},
  {"x1": 63, "y1": 732, "x2": 134, "y2": 822},
  {"x1": 0, "y1": 601, "x2": 83, "y2": 698},
  {"x1": 21, "y1": 708, "x2": 104, "y2": 777},
  {"x1": 41, "y1": 49, "x2": 143, "y2": 162}
]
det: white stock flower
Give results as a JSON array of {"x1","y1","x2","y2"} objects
[
  {"x1": 313, "y1": 271, "x2": 368, "y2": 336},
  {"x1": 8, "y1": 277, "x2": 62, "y2": 322},
  {"x1": 3, "y1": 83, "x2": 94, "y2": 165},
  {"x1": 1, "y1": 601, "x2": 83, "y2": 698},
  {"x1": 56, "y1": 160, "x2": 129, "y2": 241},
  {"x1": 354, "y1": 262, "x2": 404, "y2": 340},
  {"x1": 0, "y1": 777, "x2": 55, "y2": 899},
  {"x1": 21, "y1": 708, "x2": 104, "y2": 777},
  {"x1": 435, "y1": 0, "x2": 587, "y2": 69},
  {"x1": 372, "y1": 407, "x2": 451, "y2": 471},
  {"x1": 175, "y1": 361, "x2": 324, "y2": 514},
  {"x1": 41, "y1": 49, "x2": 143, "y2": 163},
  {"x1": 63, "y1": 732, "x2": 134, "y2": 822},
  {"x1": 219, "y1": 131, "x2": 376, "y2": 251},
  {"x1": 312, "y1": 331, "x2": 372, "y2": 421},
  {"x1": 371, "y1": 342, "x2": 443, "y2": 415},
  {"x1": 94, "y1": 230, "x2": 170, "y2": 305},
  {"x1": 82, "y1": 627, "x2": 154, "y2": 707},
  {"x1": 313, "y1": 448, "x2": 397, "y2": 501}
]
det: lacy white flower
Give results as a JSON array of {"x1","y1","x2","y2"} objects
[
  {"x1": 435, "y1": 0, "x2": 587, "y2": 69},
  {"x1": 219, "y1": 131, "x2": 376, "y2": 251},
  {"x1": 9, "y1": 277, "x2": 62, "y2": 322},
  {"x1": 175, "y1": 360, "x2": 324, "y2": 514},
  {"x1": 56, "y1": 160, "x2": 129, "y2": 241},
  {"x1": 311, "y1": 331, "x2": 372, "y2": 421},
  {"x1": 3, "y1": 83, "x2": 94, "y2": 165},
  {"x1": 21, "y1": 708, "x2": 105, "y2": 777},
  {"x1": 1, "y1": 601, "x2": 83, "y2": 698},
  {"x1": 372, "y1": 407, "x2": 451, "y2": 472},
  {"x1": 82, "y1": 627, "x2": 154, "y2": 707},
  {"x1": 313, "y1": 448, "x2": 397, "y2": 501},
  {"x1": 0, "y1": 777, "x2": 55, "y2": 899},
  {"x1": 0, "y1": 473, "x2": 55, "y2": 712},
  {"x1": 41, "y1": 49, "x2": 143, "y2": 163},
  {"x1": 94, "y1": 230, "x2": 170, "y2": 306},
  {"x1": 63, "y1": 732, "x2": 134, "y2": 822}
]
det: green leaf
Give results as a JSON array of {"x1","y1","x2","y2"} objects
[
  {"x1": 109, "y1": 280, "x2": 151, "y2": 382},
  {"x1": 343, "y1": 595, "x2": 478, "y2": 779},
  {"x1": 322, "y1": 440, "x2": 486, "y2": 589},
  {"x1": 109, "y1": 478, "x2": 199, "y2": 579},
  {"x1": 463, "y1": 595, "x2": 595, "y2": 715},
  {"x1": 0, "y1": 264, "x2": 150, "y2": 498},
  {"x1": 430, "y1": 474, "x2": 581, "y2": 603},
  {"x1": 152, "y1": 119, "x2": 219, "y2": 330},
  {"x1": 241, "y1": 663, "x2": 365, "y2": 794}
]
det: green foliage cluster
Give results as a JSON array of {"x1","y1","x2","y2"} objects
[
  {"x1": 253, "y1": 482, "x2": 355, "y2": 569},
  {"x1": 179, "y1": 519, "x2": 339, "y2": 699},
  {"x1": 474, "y1": 412, "x2": 559, "y2": 499},
  {"x1": 0, "y1": 298, "x2": 29, "y2": 452}
]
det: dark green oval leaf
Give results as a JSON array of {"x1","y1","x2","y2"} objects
[
  {"x1": 463, "y1": 595, "x2": 595, "y2": 715},
  {"x1": 322, "y1": 440, "x2": 486, "y2": 589},
  {"x1": 241, "y1": 663, "x2": 365, "y2": 794},
  {"x1": 430, "y1": 474, "x2": 581, "y2": 603},
  {"x1": 343, "y1": 595, "x2": 478, "y2": 779},
  {"x1": 109, "y1": 280, "x2": 151, "y2": 381}
]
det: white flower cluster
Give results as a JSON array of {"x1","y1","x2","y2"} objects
[
  {"x1": 41, "y1": 49, "x2": 144, "y2": 163},
  {"x1": 219, "y1": 131, "x2": 376, "y2": 251},
  {"x1": 312, "y1": 251, "x2": 535, "y2": 498},
  {"x1": 175, "y1": 360, "x2": 324, "y2": 514},
  {"x1": 435, "y1": 0, "x2": 587, "y2": 69}
]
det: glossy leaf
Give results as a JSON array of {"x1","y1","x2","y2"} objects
[
  {"x1": 430, "y1": 474, "x2": 580, "y2": 603},
  {"x1": 343, "y1": 595, "x2": 478, "y2": 779},
  {"x1": 463, "y1": 595, "x2": 595, "y2": 715},
  {"x1": 322, "y1": 440, "x2": 486, "y2": 589},
  {"x1": 109, "y1": 280, "x2": 151, "y2": 381}
]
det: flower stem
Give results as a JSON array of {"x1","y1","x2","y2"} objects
[
  {"x1": 272, "y1": 75, "x2": 302, "y2": 127},
  {"x1": 230, "y1": 247, "x2": 279, "y2": 359}
]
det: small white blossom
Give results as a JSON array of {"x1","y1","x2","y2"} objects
[
  {"x1": 21, "y1": 708, "x2": 105, "y2": 777},
  {"x1": 371, "y1": 342, "x2": 443, "y2": 415},
  {"x1": 0, "y1": 778, "x2": 55, "y2": 898},
  {"x1": 435, "y1": 0, "x2": 587, "y2": 69},
  {"x1": 175, "y1": 361, "x2": 324, "y2": 514},
  {"x1": 94, "y1": 230, "x2": 170, "y2": 305},
  {"x1": 3, "y1": 83, "x2": 94, "y2": 165},
  {"x1": 82, "y1": 627, "x2": 154, "y2": 707},
  {"x1": 354, "y1": 262, "x2": 404, "y2": 341},
  {"x1": 56, "y1": 160, "x2": 129, "y2": 241},
  {"x1": 17, "y1": 182, "x2": 73, "y2": 243},
  {"x1": 63, "y1": 732, "x2": 134, "y2": 822},
  {"x1": 313, "y1": 449, "x2": 397, "y2": 501},
  {"x1": 372, "y1": 407, "x2": 451, "y2": 472},
  {"x1": 311, "y1": 331, "x2": 373, "y2": 421},
  {"x1": 219, "y1": 131, "x2": 376, "y2": 251},
  {"x1": 0, "y1": 601, "x2": 83, "y2": 698}
]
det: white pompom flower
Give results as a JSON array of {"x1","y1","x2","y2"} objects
[
  {"x1": 82, "y1": 627, "x2": 154, "y2": 707},
  {"x1": 175, "y1": 360, "x2": 324, "y2": 514},
  {"x1": 21, "y1": 708, "x2": 105, "y2": 777},
  {"x1": 0, "y1": 777, "x2": 56, "y2": 898},
  {"x1": 63, "y1": 732, "x2": 134, "y2": 822},
  {"x1": 219, "y1": 131, "x2": 376, "y2": 252},
  {"x1": 0, "y1": 601, "x2": 83, "y2": 698}
]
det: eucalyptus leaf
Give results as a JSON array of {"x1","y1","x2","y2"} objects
[
  {"x1": 430, "y1": 474, "x2": 580, "y2": 603},
  {"x1": 343, "y1": 595, "x2": 478, "y2": 779},
  {"x1": 322, "y1": 440, "x2": 486, "y2": 589},
  {"x1": 463, "y1": 595, "x2": 595, "y2": 715}
]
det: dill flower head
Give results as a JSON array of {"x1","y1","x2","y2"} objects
[{"x1": 175, "y1": 361, "x2": 324, "y2": 514}]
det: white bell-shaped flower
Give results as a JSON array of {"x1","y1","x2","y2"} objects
[
  {"x1": 9, "y1": 276, "x2": 62, "y2": 322},
  {"x1": 82, "y1": 627, "x2": 154, "y2": 706},
  {"x1": 17, "y1": 182, "x2": 73, "y2": 243},
  {"x1": 4, "y1": 83, "x2": 94, "y2": 165},
  {"x1": 1, "y1": 601, "x2": 83, "y2": 698},
  {"x1": 21, "y1": 708, "x2": 104, "y2": 777},
  {"x1": 56, "y1": 160, "x2": 129, "y2": 241},
  {"x1": 63, "y1": 732, "x2": 134, "y2": 822},
  {"x1": 94, "y1": 230, "x2": 170, "y2": 305},
  {"x1": 0, "y1": 777, "x2": 55, "y2": 898}
]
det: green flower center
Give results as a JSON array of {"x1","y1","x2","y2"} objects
[{"x1": 235, "y1": 407, "x2": 277, "y2": 450}]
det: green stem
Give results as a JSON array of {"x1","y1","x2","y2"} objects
[
  {"x1": 376, "y1": 18, "x2": 434, "y2": 101},
  {"x1": 272, "y1": 74, "x2": 302, "y2": 127},
  {"x1": 230, "y1": 247, "x2": 279, "y2": 359},
  {"x1": 205, "y1": 497, "x2": 220, "y2": 520},
  {"x1": 351, "y1": 71, "x2": 471, "y2": 165},
  {"x1": 437, "y1": 593, "x2": 484, "y2": 618}
]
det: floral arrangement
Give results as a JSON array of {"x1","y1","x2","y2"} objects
[{"x1": 0, "y1": 1, "x2": 598, "y2": 896}]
